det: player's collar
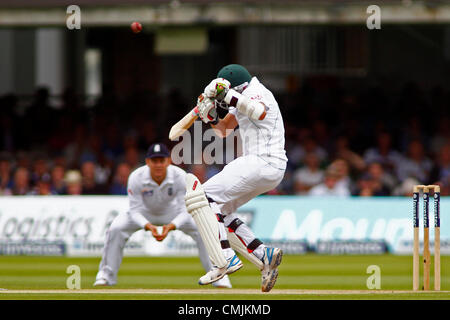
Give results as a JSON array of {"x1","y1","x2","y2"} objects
[
  {"x1": 235, "y1": 77, "x2": 257, "y2": 93},
  {"x1": 161, "y1": 166, "x2": 175, "y2": 186}
]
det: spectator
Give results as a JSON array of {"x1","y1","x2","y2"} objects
[
  {"x1": 309, "y1": 166, "x2": 350, "y2": 196},
  {"x1": 367, "y1": 162, "x2": 396, "y2": 195},
  {"x1": 63, "y1": 124, "x2": 86, "y2": 168},
  {"x1": 64, "y1": 170, "x2": 83, "y2": 196},
  {"x1": 353, "y1": 171, "x2": 390, "y2": 197},
  {"x1": 80, "y1": 161, "x2": 107, "y2": 195},
  {"x1": 399, "y1": 116, "x2": 425, "y2": 152},
  {"x1": 94, "y1": 160, "x2": 112, "y2": 187},
  {"x1": 79, "y1": 133, "x2": 103, "y2": 164},
  {"x1": 64, "y1": 170, "x2": 83, "y2": 195},
  {"x1": 396, "y1": 140, "x2": 433, "y2": 183},
  {"x1": 123, "y1": 147, "x2": 141, "y2": 171},
  {"x1": 354, "y1": 173, "x2": 375, "y2": 197},
  {"x1": 293, "y1": 152, "x2": 324, "y2": 195},
  {"x1": 51, "y1": 165, "x2": 66, "y2": 195},
  {"x1": 311, "y1": 120, "x2": 330, "y2": 150},
  {"x1": 429, "y1": 144, "x2": 450, "y2": 196},
  {"x1": 15, "y1": 151, "x2": 31, "y2": 172},
  {"x1": 430, "y1": 117, "x2": 449, "y2": 156},
  {"x1": 11, "y1": 167, "x2": 30, "y2": 195},
  {"x1": 52, "y1": 154, "x2": 67, "y2": 169},
  {"x1": 429, "y1": 144, "x2": 450, "y2": 186},
  {"x1": 329, "y1": 159, "x2": 352, "y2": 191},
  {"x1": 102, "y1": 126, "x2": 124, "y2": 160},
  {"x1": 109, "y1": 163, "x2": 131, "y2": 195},
  {"x1": 364, "y1": 132, "x2": 403, "y2": 175},
  {"x1": 79, "y1": 135, "x2": 114, "y2": 186},
  {"x1": 287, "y1": 130, "x2": 327, "y2": 168},
  {"x1": 393, "y1": 177, "x2": 421, "y2": 197},
  {"x1": 30, "y1": 174, "x2": 55, "y2": 196},
  {"x1": 0, "y1": 153, "x2": 13, "y2": 194},
  {"x1": 332, "y1": 136, "x2": 366, "y2": 172},
  {"x1": 301, "y1": 137, "x2": 328, "y2": 164},
  {"x1": 0, "y1": 83, "x2": 448, "y2": 197},
  {"x1": 30, "y1": 154, "x2": 50, "y2": 187},
  {"x1": 0, "y1": 106, "x2": 15, "y2": 152},
  {"x1": 265, "y1": 187, "x2": 284, "y2": 195}
]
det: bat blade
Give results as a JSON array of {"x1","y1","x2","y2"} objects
[{"x1": 169, "y1": 109, "x2": 198, "y2": 141}]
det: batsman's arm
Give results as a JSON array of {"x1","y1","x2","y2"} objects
[
  {"x1": 211, "y1": 112, "x2": 238, "y2": 138},
  {"x1": 223, "y1": 89, "x2": 266, "y2": 121}
]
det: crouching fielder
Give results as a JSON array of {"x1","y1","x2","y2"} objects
[
  {"x1": 94, "y1": 143, "x2": 231, "y2": 288},
  {"x1": 184, "y1": 64, "x2": 287, "y2": 292}
]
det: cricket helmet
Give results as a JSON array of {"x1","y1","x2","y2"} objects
[{"x1": 217, "y1": 64, "x2": 252, "y2": 89}]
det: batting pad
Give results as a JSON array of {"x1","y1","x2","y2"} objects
[
  {"x1": 185, "y1": 173, "x2": 227, "y2": 268},
  {"x1": 227, "y1": 231, "x2": 264, "y2": 270}
]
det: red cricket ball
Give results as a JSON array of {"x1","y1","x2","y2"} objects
[{"x1": 131, "y1": 22, "x2": 142, "y2": 33}]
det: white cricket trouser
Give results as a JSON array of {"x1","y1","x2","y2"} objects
[
  {"x1": 95, "y1": 211, "x2": 213, "y2": 285},
  {"x1": 202, "y1": 154, "x2": 286, "y2": 260},
  {"x1": 204, "y1": 155, "x2": 286, "y2": 215}
]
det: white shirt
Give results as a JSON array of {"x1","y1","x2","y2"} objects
[
  {"x1": 294, "y1": 168, "x2": 324, "y2": 188},
  {"x1": 309, "y1": 182, "x2": 350, "y2": 197},
  {"x1": 229, "y1": 77, "x2": 288, "y2": 168},
  {"x1": 395, "y1": 157, "x2": 433, "y2": 182},
  {"x1": 363, "y1": 148, "x2": 403, "y2": 171},
  {"x1": 127, "y1": 164, "x2": 191, "y2": 228}
]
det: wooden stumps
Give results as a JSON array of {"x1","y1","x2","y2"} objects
[{"x1": 413, "y1": 185, "x2": 441, "y2": 291}]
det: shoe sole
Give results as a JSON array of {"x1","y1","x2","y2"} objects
[
  {"x1": 212, "y1": 285, "x2": 232, "y2": 288},
  {"x1": 93, "y1": 282, "x2": 111, "y2": 286},
  {"x1": 268, "y1": 249, "x2": 283, "y2": 270},
  {"x1": 271, "y1": 249, "x2": 283, "y2": 269},
  {"x1": 199, "y1": 259, "x2": 243, "y2": 286},
  {"x1": 262, "y1": 269, "x2": 279, "y2": 292},
  {"x1": 93, "y1": 279, "x2": 110, "y2": 286},
  {"x1": 261, "y1": 249, "x2": 283, "y2": 292},
  {"x1": 198, "y1": 268, "x2": 228, "y2": 286}
]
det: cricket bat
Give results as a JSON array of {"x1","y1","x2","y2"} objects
[{"x1": 169, "y1": 108, "x2": 198, "y2": 141}]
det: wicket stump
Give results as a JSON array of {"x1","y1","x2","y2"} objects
[{"x1": 413, "y1": 184, "x2": 440, "y2": 291}]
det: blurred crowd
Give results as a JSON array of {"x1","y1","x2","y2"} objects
[{"x1": 0, "y1": 81, "x2": 449, "y2": 197}]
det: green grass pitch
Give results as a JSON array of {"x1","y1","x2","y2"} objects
[{"x1": 0, "y1": 254, "x2": 449, "y2": 300}]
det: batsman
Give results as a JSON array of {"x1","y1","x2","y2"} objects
[{"x1": 182, "y1": 64, "x2": 288, "y2": 292}]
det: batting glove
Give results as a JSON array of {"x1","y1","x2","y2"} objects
[
  {"x1": 204, "y1": 78, "x2": 231, "y2": 101},
  {"x1": 197, "y1": 93, "x2": 218, "y2": 124}
]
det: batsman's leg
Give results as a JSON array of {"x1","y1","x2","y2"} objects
[
  {"x1": 185, "y1": 173, "x2": 241, "y2": 285},
  {"x1": 224, "y1": 213, "x2": 283, "y2": 292},
  {"x1": 181, "y1": 223, "x2": 232, "y2": 288},
  {"x1": 209, "y1": 202, "x2": 243, "y2": 274}
]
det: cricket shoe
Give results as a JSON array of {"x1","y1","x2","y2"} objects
[
  {"x1": 225, "y1": 254, "x2": 243, "y2": 275},
  {"x1": 93, "y1": 278, "x2": 111, "y2": 286},
  {"x1": 261, "y1": 247, "x2": 283, "y2": 292},
  {"x1": 198, "y1": 254, "x2": 243, "y2": 285},
  {"x1": 212, "y1": 275, "x2": 232, "y2": 288}
]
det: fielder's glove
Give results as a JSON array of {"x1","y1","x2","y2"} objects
[{"x1": 197, "y1": 93, "x2": 219, "y2": 124}]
